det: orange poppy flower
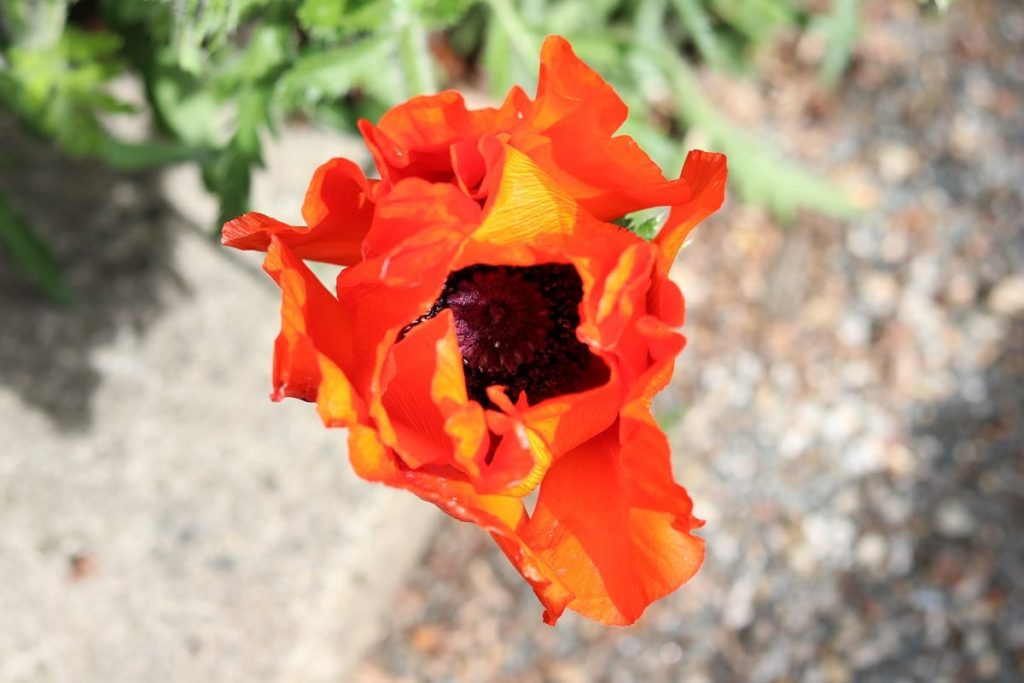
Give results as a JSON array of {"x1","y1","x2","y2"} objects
[{"x1": 223, "y1": 36, "x2": 727, "y2": 625}]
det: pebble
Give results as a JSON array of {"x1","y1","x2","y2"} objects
[
  {"x1": 987, "y1": 275, "x2": 1024, "y2": 315},
  {"x1": 855, "y1": 533, "x2": 888, "y2": 569},
  {"x1": 936, "y1": 500, "x2": 976, "y2": 537},
  {"x1": 861, "y1": 272, "x2": 901, "y2": 316},
  {"x1": 876, "y1": 143, "x2": 920, "y2": 183}
]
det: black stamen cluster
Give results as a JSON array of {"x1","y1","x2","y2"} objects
[{"x1": 399, "y1": 263, "x2": 608, "y2": 406}]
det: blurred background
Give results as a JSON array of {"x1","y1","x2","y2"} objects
[{"x1": 1, "y1": 0, "x2": 1022, "y2": 681}]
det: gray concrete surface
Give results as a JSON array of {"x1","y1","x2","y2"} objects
[{"x1": 0, "y1": 115, "x2": 439, "y2": 682}]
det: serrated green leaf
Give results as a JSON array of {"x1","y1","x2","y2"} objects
[
  {"x1": 298, "y1": 0, "x2": 388, "y2": 38},
  {"x1": 203, "y1": 144, "x2": 254, "y2": 231},
  {"x1": 274, "y1": 37, "x2": 396, "y2": 110},
  {"x1": 235, "y1": 23, "x2": 292, "y2": 82}
]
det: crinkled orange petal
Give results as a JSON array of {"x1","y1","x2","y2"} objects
[
  {"x1": 522, "y1": 418, "x2": 704, "y2": 625},
  {"x1": 514, "y1": 377, "x2": 620, "y2": 460},
  {"x1": 648, "y1": 274, "x2": 686, "y2": 328},
  {"x1": 361, "y1": 178, "x2": 482, "y2": 264},
  {"x1": 471, "y1": 391, "x2": 555, "y2": 496},
  {"x1": 223, "y1": 158, "x2": 375, "y2": 265},
  {"x1": 358, "y1": 89, "x2": 524, "y2": 186},
  {"x1": 444, "y1": 401, "x2": 489, "y2": 478},
  {"x1": 262, "y1": 236, "x2": 364, "y2": 411},
  {"x1": 316, "y1": 354, "x2": 363, "y2": 428},
  {"x1": 580, "y1": 240, "x2": 658, "y2": 351},
  {"x1": 507, "y1": 36, "x2": 697, "y2": 221}
]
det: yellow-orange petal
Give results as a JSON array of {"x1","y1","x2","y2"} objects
[
  {"x1": 458, "y1": 140, "x2": 639, "y2": 269},
  {"x1": 506, "y1": 36, "x2": 695, "y2": 221},
  {"x1": 580, "y1": 240, "x2": 658, "y2": 351},
  {"x1": 262, "y1": 236, "x2": 361, "y2": 404}
]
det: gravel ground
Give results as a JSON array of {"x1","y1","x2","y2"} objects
[{"x1": 353, "y1": 1, "x2": 1024, "y2": 681}]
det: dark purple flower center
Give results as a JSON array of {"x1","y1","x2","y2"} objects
[{"x1": 401, "y1": 264, "x2": 608, "y2": 406}]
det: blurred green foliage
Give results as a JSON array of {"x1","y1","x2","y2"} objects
[{"x1": 0, "y1": 0, "x2": 889, "y2": 298}]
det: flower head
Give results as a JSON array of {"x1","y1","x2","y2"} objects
[{"x1": 223, "y1": 36, "x2": 727, "y2": 625}]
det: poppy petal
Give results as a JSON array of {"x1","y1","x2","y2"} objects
[
  {"x1": 508, "y1": 37, "x2": 686, "y2": 220},
  {"x1": 262, "y1": 236, "x2": 362, "y2": 409},
  {"x1": 223, "y1": 158, "x2": 376, "y2": 265},
  {"x1": 654, "y1": 150, "x2": 728, "y2": 269},
  {"x1": 333, "y1": 179, "x2": 483, "y2": 395},
  {"x1": 522, "y1": 418, "x2": 704, "y2": 625},
  {"x1": 380, "y1": 311, "x2": 468, "y2": 469},
  {"x1": 460, "y1": 141, "x2": 639, "y2": 266},
  {"x1": 358, "y1": 89, "x2": 524, "y2": 186}
]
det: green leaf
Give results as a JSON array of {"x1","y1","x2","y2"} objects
[
  {"x1": 0, "y1": 192, "x2": 73, "y2": 303},
  {"x1": 393, "y1": 0, "x2": 439, "y2": 96},
  {"x1": 151, "y1": 61, "x2": 223, "y2": 146},
  {"x1": 202, "y1": 87, "x2": 268, "y2": 229},
  {"x1": 0, "y1": 0, "x2": 67, "y2": 49},
  {"x1": 613, "y1": 208, "x2": 668, "y2": 241},
  {"x1": 543, "y1": 0, "x2": 594, "y2": 35},
  {"x1": 235, "y1": 23, "x2": 292, "y2": 83},
  {"x1": 169, "y1": 0, "x2": 273, "y2": 73},
  {"x1": 481, "y1": 8, "x2": 514, "y2": 97},
  {"x1": 274, "y1": 37, "x2": 396, "y2": 110},
  {"x1": 202, "y1": 144, "x2": 253, "y2": 230},
  {"x1": 484, "y1": 0, "x2": 540, "y2": 76},
  {"x1": 297, "y1": 0, "x2": 389, "y2": 38}
]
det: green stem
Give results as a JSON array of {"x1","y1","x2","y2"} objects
[
  {"x1": 393, "y1": 0, "x2": 437, "y2": 97},
  {"x1": 485, "y1": 0, "x2": 539, "y2": 73},
  {"x1": 670, "y1": 0, "x2": 728, "y2": 70}
]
